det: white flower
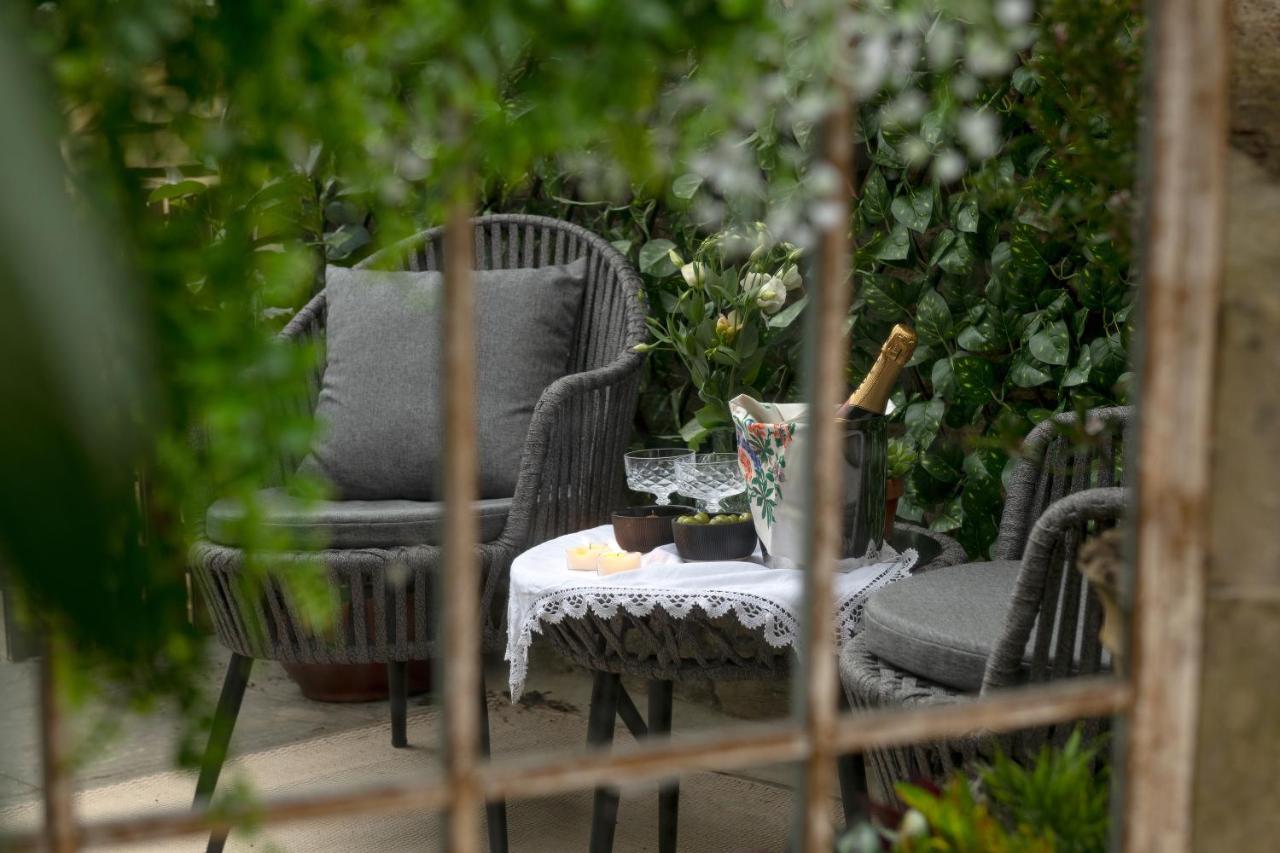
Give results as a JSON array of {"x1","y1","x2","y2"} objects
[
  {"x1": 755, "y1": 278, "x2": 786, "y2": 314},
  {"x1": 680, "y1": 262, "x2": 707, "y2": 288},
  {"x1": 900, "y1": 809, "x2": 929, "y2": 838},
  {"x1": 741, "y1": 270, "x2": 771, "y2": 292},
  {"x1": 780, "y1": 265, "x2": 802, "y2": 291}
]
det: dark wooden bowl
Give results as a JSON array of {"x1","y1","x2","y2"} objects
[
  {"x1": 612, "y1": 505, "x2": 694, "y2": 552},
  {"x1": 672, "y1": 514, "x2": 758, "y2": 561}
]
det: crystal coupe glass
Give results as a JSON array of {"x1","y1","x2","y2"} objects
[
  {"x1": 624, "y1": 448, "x2": 695, "y2": 506},
  {"x1": 674, "y1": 452, "x2": 746, "y2": 512}
]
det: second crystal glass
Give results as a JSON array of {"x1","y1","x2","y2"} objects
[{"x1": 674, "y1": 452, "x2": 745, "y2": 513}]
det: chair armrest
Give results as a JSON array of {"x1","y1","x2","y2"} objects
[
  {"x1": 981, "y1": 486, "x2": 1129, "y2": 693},
  {"x1": 499, "y1": 349, "x2": 645, "y2": 550}
]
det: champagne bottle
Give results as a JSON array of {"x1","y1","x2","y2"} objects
[{"x1": 836, "y1": 324, "x2": 918, "y2": 421}]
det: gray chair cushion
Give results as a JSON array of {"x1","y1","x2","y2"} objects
[
  {"x1": 206, "y1": 488, "x2": 512, "y2": 549},
  {"x1": 861, "y1": 560, "x2": 1022, "y2": 693},
  {"x1": 301, "y1": 260, "x2": 586, "y2": 500}
]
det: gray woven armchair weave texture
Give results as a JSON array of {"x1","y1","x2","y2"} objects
[
  {"x1": 191, "y1": 215, "x2": 647, "y2": 666},
  {"x1": 840, "y1": 406, "x2": 1132, "y2": 803}
]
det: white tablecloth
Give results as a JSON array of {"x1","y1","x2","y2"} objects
[{"x1": 504, "y1": 524, "x2": 917, "y2": 699}]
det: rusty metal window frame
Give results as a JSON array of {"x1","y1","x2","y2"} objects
[{"x1": 8, "y1": 2, "x2": 1226, "y2": 850}]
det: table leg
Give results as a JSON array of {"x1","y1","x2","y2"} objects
[
  {"x1": 648, "y1": 679, "x2": 679, "y2": 853},
  {"x1": 587, "y1": 672, "x2": 621, "y2": 853}
]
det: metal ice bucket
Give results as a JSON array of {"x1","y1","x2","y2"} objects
[{"x1": 838, "y1": 416, "x2": 887, "y2": 560}]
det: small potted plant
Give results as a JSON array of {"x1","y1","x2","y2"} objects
[{"x1": 884, "y1": 437, "x2": 916, "y2": 539}]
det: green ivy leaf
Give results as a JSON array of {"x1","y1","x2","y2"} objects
[
  {"x1": 672, "y1": 173, "x2": 703, "y2": 199},
  {"x1": 324, "y1": 224, "x2": 371, "y2": 260},
  {"x1": 1008, "y1": 225, "x2": 1049, "y2": 284},
  {"x1": 916, "y1": 288, "x2": 952, "y2": 344},
  {"x1": 1063, "y1": 344, "x2": 1093, "y2": 387},
  {"x1": 873, "y1": 224, "x2": 912, "y2": 261},
  {"x1": 694, "y1": 404, "x2": 730, "y2": 430},
  {"x1": 1010, "y1": 354, "x2": 1053, "y2": 387},
  {"x1": 956, "y1": 307, "x2": 1000, "y2": 352},
  {"x1": 767, "y1": 293, "x2": 808, "y2": 329},
  {"x1": 147, "y1": 179, "x2": 209, "y2": 203},
  {"x1": 956, "y1": 199, "x2": 980, "y2": 233},
  {"x1": 937, "y1": 235, "x2": 975, "y2": 276},
  {"x1": 929, "y1": 495, "x2": 964, "y2": 533},
  {"x1": 930, "y1": 357, "x2": 954, "y2": 397},
  {"x1": 953, "y1": 356, "x2": 995, "y2": 404},
  {"x1": 891, "y1": 190, "x2": 934, "y2": 232},
  {"x1": 928, "y1": 229, "x2": 957, "y2": 268},
  {"x1": 639, "y1": 239, "x2": 678, "y2": 275},
  {"x1": 862, "y1": 168, "x2": 891, "y2": 224},
  {"x1": 920, "y1": 444, "x2": 963, "y2": 483},
  {"x1": 610, "y1": 238, "x2": 633, "y2": 258},
  {"x1": 1028, "y1": 320, "x2": 1070, "y2": 365},
  {"x1": 862, "y1": 275, "x2": 918, "y2": 320},
  {"x1": 679, "y1": 416, "x2": 710, "y2": 448},
  {"x1": 904, "y1": 399, "x2": 946, "y2": 448}
]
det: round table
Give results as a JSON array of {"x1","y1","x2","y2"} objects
[{"x1": 518, "y1": 522, "x2": 965, "y2": 853}]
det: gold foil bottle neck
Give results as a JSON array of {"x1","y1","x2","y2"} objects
[{"x1": 843, "y1": 324, "x2": 918, "y2": 416}]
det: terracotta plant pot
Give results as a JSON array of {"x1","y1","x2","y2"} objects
[
  {"x1": 282, "y1": 587, "x2": 432, "y2": 703},
  {"x1": 884, "y1": 478, "x2": 905, "y2": 540},
  {"x1": 283, "y1": 659, "x2": 432, "y2": 703}
]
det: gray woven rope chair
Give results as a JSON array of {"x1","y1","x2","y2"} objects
[
  {"x1": 189, "y1": 215, "x2": 647, "y2": 853},
  {"x1": 840, "y1": 406, "x2": 1131, "y2": 804}
]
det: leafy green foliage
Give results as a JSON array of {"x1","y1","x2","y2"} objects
[
  {"x1": 639, "y1": 228, "x2": 807, "y2": 449},
  {"x1": 838, "y1": 729, "x2": 1110, "y2": 853},
  {"x1": 5, "y1": 0, "x2": 809, "y2": 747},
  {"x1": 850, "y1": 0, "x2": 1144, "y2": 556}
]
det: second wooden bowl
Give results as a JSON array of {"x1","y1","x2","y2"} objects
[{"x1": 672, "y1": 513, "x2": 758, "y2": 561}]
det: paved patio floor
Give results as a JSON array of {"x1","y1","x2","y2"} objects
[{"x1": 0, "y1": 641, "x2": 817, "y2": 851}]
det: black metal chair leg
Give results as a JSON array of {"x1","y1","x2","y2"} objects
[
  {"x1": 389, "y1": 660, "x2": 408, "y2": 748},
  {"x1": 194, "y1": 653, "x2": 254, "y2": 853},
  {"x1": 479, "y1": 672, "x2": 509, "y2": 853},
  {"x1": 836, "y1": 684, "x2": 868, "y2": 827},
  {"x1": 648, "y1": 680, "x2": 679, "y2": 853},
  {"x1": 587, "y1": 672, "x2": 621, "y2": 853}
]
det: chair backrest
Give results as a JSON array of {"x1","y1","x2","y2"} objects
[
  {"x1": 992, "y1": 406, "x2": 1132, "y2": 561},
  {"x1": 979, "y1": 486, "x2": 1128, "y2": 768},
  {"x1": 272, "y1": 215, "x2": 646, "y2": 485}
]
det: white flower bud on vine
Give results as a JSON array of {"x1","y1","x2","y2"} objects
[
  {"x1": 755, "y1": 278, "x2": 786, "y2": 314},
  {"x1": 780, "y1": 265, "x2": 802, "y2": 291},
  {"x1": 741, "y1": 271, "x2": 771, "y2": 293},
  {"x1": 680, "y1": 261, "x2": 707, "y2": 289}
]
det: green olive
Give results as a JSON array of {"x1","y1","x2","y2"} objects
[
  {"x1": 708, "y1": 513, "x2": 735, "y2": 525},
  {"x1": 691, "y1": 511, "x2": 710, "y2": 524},
  {"x1": 737, "y1": 512, "x2": 752, "y2": 523}
]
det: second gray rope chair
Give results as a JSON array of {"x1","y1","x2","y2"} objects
[
  {"x1": 840, "y1": 406, "x2": 1131, "y2": 803},
  {"x1": 188, "y1": 215, "x2": 647, "y2": 852}
]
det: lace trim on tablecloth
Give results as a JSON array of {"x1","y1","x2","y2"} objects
[{"x1": 505, "y1": 548, "x2": 917, "y2": 699}]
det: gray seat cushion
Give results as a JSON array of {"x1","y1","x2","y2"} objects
[
  {"x1": 301, "y1": 260, "x2": 586, "y2": 500},
  {"x1": 861, "y1": 560, "x2": 1022, "y2": 693},
  {"x1": 206, "y1": 488, "x2": 512, "y2": 549}
]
